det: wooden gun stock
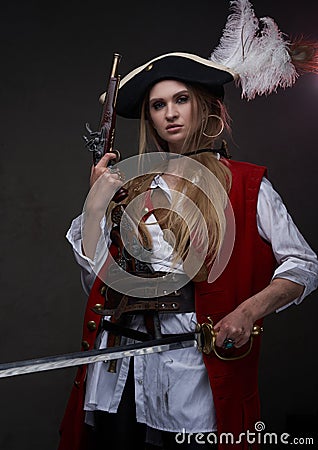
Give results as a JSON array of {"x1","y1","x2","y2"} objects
[{"x1": 84, "y1": 53, "x2": 128, "y2": 203}]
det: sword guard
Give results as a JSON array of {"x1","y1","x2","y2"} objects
[{"x1": 196, "y1": 317, "x2": 263, "y2": 361}]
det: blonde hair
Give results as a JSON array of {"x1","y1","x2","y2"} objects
[{"x1": 118, "y1": 82, "x2": 233, "y2": 272}]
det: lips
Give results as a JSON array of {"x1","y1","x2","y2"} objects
[{"x1": 166, "y1": 124, "x2": 182, "y2": 132}]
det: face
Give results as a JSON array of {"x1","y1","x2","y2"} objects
[{"x1": 148, "y1": 79, "x2": 196, "y2": 153}]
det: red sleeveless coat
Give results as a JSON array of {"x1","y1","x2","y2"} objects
[{"x1": 58, "y1": 159, "x2": 277, "y2": 450}]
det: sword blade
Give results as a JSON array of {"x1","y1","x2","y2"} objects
[{"x1": 0, "y1": 334, "x2": 197, "y2": 379}]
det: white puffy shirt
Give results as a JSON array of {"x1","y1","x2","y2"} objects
[{"x1": 66, "y1": 176, "x2": 318, "y2": 433}]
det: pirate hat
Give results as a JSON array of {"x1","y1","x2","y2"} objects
[{"x1": 115, "y1": 52, "x2": 237, "y2": 119}]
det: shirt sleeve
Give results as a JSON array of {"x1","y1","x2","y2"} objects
[
  {"x1": 65, "y1": 214, "x2": 111, "y2": 296},
  {"x1": 257, "y1": 177, "x2": 318, "y2": 311}
]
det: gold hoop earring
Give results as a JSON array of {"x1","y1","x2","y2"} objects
[{"x1": 202, "y1": 114, "x2": 224, "y2": 138}]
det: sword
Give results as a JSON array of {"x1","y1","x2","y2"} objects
[
  {"x1": 0, "y1": 320, "x2": 262, "y2": 379},
  {"x1": 0, "y1": 333, "x2": 198, "y2": 379}
]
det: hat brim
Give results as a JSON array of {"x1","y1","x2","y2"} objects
[{"x1": 101, "y1": 52, "x2": 237, "y2": 119}]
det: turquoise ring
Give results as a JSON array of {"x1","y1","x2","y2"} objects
[{"x1": 223, "y1": 338, "x2": 235, "y2": 350}]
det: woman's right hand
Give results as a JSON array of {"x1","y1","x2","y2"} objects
[
  {"x1": 85, "y1": 152, "x2": 123, "y2": 218},
  {"x1": 89, "y1": 152, "x2": 120, "y2": 187}
]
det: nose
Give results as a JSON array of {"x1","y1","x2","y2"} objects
[{"x1": 165, "y1": 102, "x2": 179, "y2": 121}]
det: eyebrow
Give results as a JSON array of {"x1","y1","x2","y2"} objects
[{"x1": 149, "y1": 89, "x2": 190, "y2": 103}]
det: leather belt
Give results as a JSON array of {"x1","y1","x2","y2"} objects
[
  {"x1": 92, "y1": 276, "x2": 195, "y2": 320},
  {"x1": 97, "y1": 272, "x2": 195, "y2": 372}
]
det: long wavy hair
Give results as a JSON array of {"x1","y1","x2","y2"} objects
[{"x1": 115, "y1": 82, "x2": 233, "y2": 273}]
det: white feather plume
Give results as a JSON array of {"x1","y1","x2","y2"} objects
[{"x1": 209, "y1": 0, "x2": 298, "y2": 99}]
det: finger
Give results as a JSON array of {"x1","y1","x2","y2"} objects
[
  {"x1": 95, "y1": 152, "x2": 118, "y2": 168},
  {"x1": 215, "y1": 332, "x2": 227, "y2": 348},
  {"x1": 214, "y1": 324, "x2": 241, "y2": 348},
  {"x1": 214, "y1": 327, "x2": 228, "y2": 348},
  {"x1": 233, "y1": 338, "x2": 248, "y2": 348},
  {"x1": 102, "y1": 172, "x2": 123, "y2": 186},
  {"x1": 213, "y1": 320, "x2": 227, "y2": 335},
  {"x1": 108, "y1": 167, "x2": 125, "y2": 181}
]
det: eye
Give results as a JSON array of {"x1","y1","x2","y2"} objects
[
  {"x1": 176, "y1": 95, "x2": 190, "y2": 104},
  {"x1": 151, "y1": 101, "x2": 165, "y2": 111}
]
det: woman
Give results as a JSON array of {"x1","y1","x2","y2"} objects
[{"x1": 58, "y1": 3, "x2": 318, "y2": 450}]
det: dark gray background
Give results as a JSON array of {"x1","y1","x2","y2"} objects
[{"x1": 0, "y1": 1, "x2": 317, "y2": 449}]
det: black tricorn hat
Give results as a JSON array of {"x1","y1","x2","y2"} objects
[{"x1": 100, "y1": 52, "x2": 236, "y2": 119}]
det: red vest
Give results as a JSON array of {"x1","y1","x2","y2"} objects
[{"x1": 58, "y1": 159, "x2": 276, "y2": 450}]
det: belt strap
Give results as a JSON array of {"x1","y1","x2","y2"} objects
[
  {"x1": 102, "y1": 319, "x2": 194, "y2": 343},
  {"x1": 102, "y1": 319, "x2": 152, "y2": 341},
  {"x1": 92, "y1": 280, "x2": 195, "y2": 320}
]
